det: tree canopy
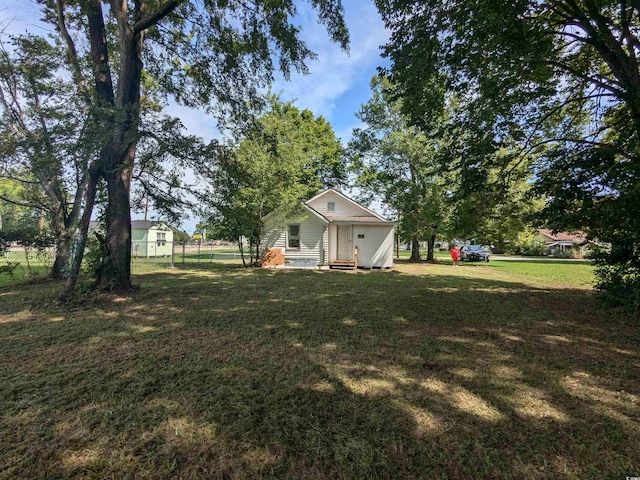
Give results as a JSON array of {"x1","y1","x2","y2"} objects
[
  {"x1": 203, "y1": 97, "x2": 344, "y2": 265},
  {"x1": 8, "y1": 0, "x2": 349, "y2": 296},
  {"x1": 349, "y1": 76, "x2": 445, "y2": 261},
  {"x1": 375, "y1": 0, "x2": 640, "y2": 310}
]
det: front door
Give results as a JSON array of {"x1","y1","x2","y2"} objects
[{"x1": 336, "y1": 225, "x2": 353, "y2": 260}]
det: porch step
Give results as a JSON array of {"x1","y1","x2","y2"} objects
[{"x1": 331, "y1": 260, "x2": 356, "y2": 270}]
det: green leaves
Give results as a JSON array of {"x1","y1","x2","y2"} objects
[
  {"x1": 143, "y1": 0, "x2": 348, "y2": 124},
  {"x1": 203, "y1": 97, "x2": 344, "y2": 251},
  {"x1": 349, "y1": 76, "x2": 445, "y2": 254}
]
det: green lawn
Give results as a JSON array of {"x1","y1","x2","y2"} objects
[
  {"x1": 0, "y1": 250, "x2": 54, "y2": 287},
  {"x1": 1, "y1": 260, "x2": 638, "y2": 479}
]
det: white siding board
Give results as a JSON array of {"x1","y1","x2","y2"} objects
[
  {"x1": 263, "y1": 223, "x2": 287, "y2": 253},
  {"x1": 263, "y1": 212, "x2": 325, "y2": 263},
  {"x1": 327, "y1": 224, "x2": 338, "y2": 264},
  {"x1": 353, "y1": 225, "x2": 395, "y2": 268},
  {"x1": 307, "y1": 191, "x2": 372, "y2": 217},
  {"x1": 322, "y1": 227, "x2": 328, "y2": 265}
]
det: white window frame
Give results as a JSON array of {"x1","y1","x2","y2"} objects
[
  {"x1": 287, "y1": 224, "x2": 301, "y2": 250},
  {"x1": 327, "y1": 201, "x2": 335, "y2": 212}
]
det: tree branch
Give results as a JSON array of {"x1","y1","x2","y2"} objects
[
  {"x1": 55, "y1": 0, "x2": 91, "y2": 104},
  {"x1": 547, "y1": 59, "x2": 624, "y2": 98},
  {"x1": 529, "y1": 136, "x2": 633, "y2": 160},
  {"x1": 0, "y1": 193, "x2": 44, "y2": 210},
  {"x1": 133, "y1": 0, "x2": 182, "y2": 33}
]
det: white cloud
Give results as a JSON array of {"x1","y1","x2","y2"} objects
[{"x1": 273, "y1": 1, "x2": 388, "y2": 119}]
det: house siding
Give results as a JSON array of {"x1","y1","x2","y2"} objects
[
  {"x1": 132, "y1": 229, "x2": 149, "y2": 257},
  {"x1": 327, "y1": 224, "x2": 338, "y2": 264},
  {"x1": 307, "y1": 191, "x2": 372, "y2": 217},
  {"x1": 263, "y1": 212, "x2": 326, "y2": 265},
  {"x1": 132, "y1": 224, "x2": 173, "y2": 258},
  {"x1": 353, "y1": 225, "x2": 395, "y2": 268}
]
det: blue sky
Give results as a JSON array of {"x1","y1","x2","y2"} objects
[
  {"x1": 165, "y1": 1, "x2": 389, "y2": 144},
  {"x1": 0, "y1": 0, "x2": 389, "y2": 232}
]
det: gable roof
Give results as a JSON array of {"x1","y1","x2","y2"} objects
[
  {"x1": 305, "y1": 188, "x2": 393, "y2": 223},
  {"x1": 537, "y1": 229, "x2": 586, "y2": 243},
  {"x1": 262, "y1": 189, "x2": 396, "y2": 225},
  {"x1": 88, "y1": 220, "x2": 171, "y2": 231},
  {"x1": 261, "y1": 203, "x2": 330, "y2": 223},
  {"x1": 302, "y1": 204, "x2": 330, "y2": 223}
]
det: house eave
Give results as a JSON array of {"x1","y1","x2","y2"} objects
[
  {"x1": 303, "y1": 204, "x2": 330, "y2": 224},
  {"x1": 330, "y1": 220, "x2": 397, "y2": 226}
]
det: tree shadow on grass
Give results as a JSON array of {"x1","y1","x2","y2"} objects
[{"x1": 0, "y1": 266, "x2": 638, "y2": 478}]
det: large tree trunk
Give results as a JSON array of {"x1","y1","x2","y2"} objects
[
  {"x1": 97, "y1": 162, "x2": 134, "y2": 289},
  {"x1": 409, "y1": 237, "x2": 421, "y2": 261},
  {"x1": 95, "y1": 19, "x2": 143, "y2": 290},
  {"x1": 426, "y1": 233, "x2": 436, "y2": 261}
]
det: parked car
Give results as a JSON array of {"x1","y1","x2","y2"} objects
[{"x1": 460, "y1": 245, "x2": 490, "y2": 262}]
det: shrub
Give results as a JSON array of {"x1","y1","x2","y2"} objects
[
  {"x1": 593, "y1": 262, "x2": 640, "y2": 316},
  {"x1": 590, "y1": 244, "x2": 640, "y2": 318},
  {"x1": 553, "y1": 248, "x2": 577, "y2": 259},
  {"x1": 82, "y1": 231, "x2": 107, "y2": 281},
  {"x1": 508, "y1": 231, "x2": 547, "y2": 256}
]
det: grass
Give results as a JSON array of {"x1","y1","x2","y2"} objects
[
  {"x1": 487, "y1": 259, "x2": 594, "y2": 288},
  {"x1": 0, "y1": 250, "x2": 54, "y2": 287},
  {"x1": 0, "y1": 259, "x2": 638, "y2": 479}
]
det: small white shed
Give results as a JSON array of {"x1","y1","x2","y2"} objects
[
  {"x1": 263, "y1": 189, "x2": 396, "y2": 269},
  {"x1": 131, "y1": 220, "x2": 173, "y2": 258}
]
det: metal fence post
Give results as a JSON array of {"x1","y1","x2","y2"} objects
[{"x1": 182, "y1": 242, "x2": 186, "y2": 265}]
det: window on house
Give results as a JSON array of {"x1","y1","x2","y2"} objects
[
  {"x1": 327, "y1": 201, "x2": 335, "y2": 212},
  {"x1": 157, "y1": 231, "x2": 166, "y2": 246},
  {"x1": 288, "y1": 224, "x2": 300, "y2": 249}
]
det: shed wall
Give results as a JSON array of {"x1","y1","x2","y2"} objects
[{"x1": 353, "y1": 225, "x2": 395, "y2": 268}]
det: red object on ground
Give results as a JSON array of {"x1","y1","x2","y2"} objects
[{"x1": 450, "y1": 247, "x2": 460, "y2": 261}]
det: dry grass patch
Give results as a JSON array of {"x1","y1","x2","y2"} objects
[{"x1": 0, "y1": 261, "x2": 638, "y2": 479}]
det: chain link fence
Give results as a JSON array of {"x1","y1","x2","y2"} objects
[
  {"x1": 0, "y1": 240, "x2": 244, "y2": 284},
  {"x1": 131, "y1": 241, "x2": 244, "y2": 270},
  {"x1": 0, "y1": 245, "x2": 55, "y2": 282}
]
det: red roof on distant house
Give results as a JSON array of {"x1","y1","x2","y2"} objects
[{"x1": 537, "y1": 229, "x2": 587, "y2": 243}]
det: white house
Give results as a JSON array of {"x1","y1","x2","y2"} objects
[
  {"x1": 131, "y1": 220, "x2": 173, "y2": 258},
  {"x1": 263, "y1": 189, "x2": 396, "y2": 269}
]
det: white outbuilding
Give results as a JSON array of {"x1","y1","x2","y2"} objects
[{"x1": 131, "y1": 220, "x2": 173, "y2": 258}]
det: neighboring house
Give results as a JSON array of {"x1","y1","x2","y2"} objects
[
  {"x1": 535, "y1": 229, "x2": 587, "y2": 256},
  {"x1": 131, "y1": 220, "x2": 173, "y2": 258},
  {"x1": 263, "y1": 189, "x2": 397, "y2": 269},
  {"x1": 88, "y1": 220, "x2": 174, "y2": 258}
]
